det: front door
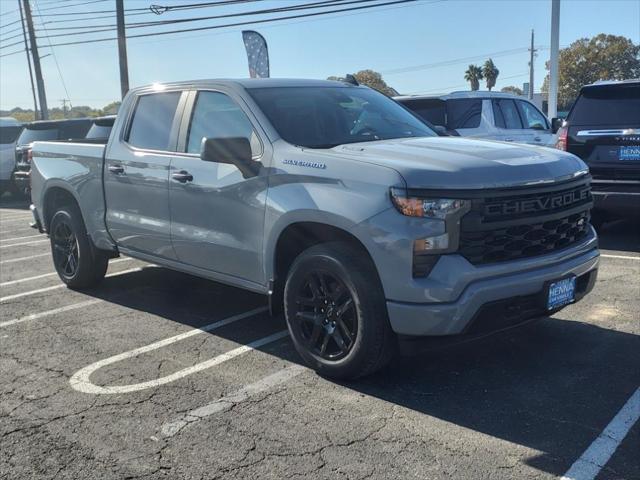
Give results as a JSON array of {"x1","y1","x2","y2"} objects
[
  {"x1": 169, "y1": 89, "x2": 268, "y2": 286},
  {"x1": 491, "y1": 98, "x2": 530, "y2": 144},
  {"x1": 104, "y1": 90, "x2": 184, "y2": 260}
]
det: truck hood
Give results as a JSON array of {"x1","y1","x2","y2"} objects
[{"x1": 331, "y1": 137, "x2": 587, "y2": 189}]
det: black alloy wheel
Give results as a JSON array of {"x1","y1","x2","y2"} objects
[
  {"x1": 292, "y1": 271, "x2": 357, "y2": 361},
  {"x1": 52, "y1": 219, "x2": 79, "y2": 279}
]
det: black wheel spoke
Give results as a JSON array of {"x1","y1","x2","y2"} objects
[
  {"x1": 336, "y1": 318, "x2": 354, "y2": 343},
  {"x1": 307, "y1": 275, "x2": 322, "y2": 300},
  {"x1": 332, "y1": 328, "x2": 347, "y2": 350},
  {"x1": 335, "y1": 298, "x2": 353, "y2": 318},
  {"x1": 319, "y1": 331, "x2": 331, "y2": 355}
]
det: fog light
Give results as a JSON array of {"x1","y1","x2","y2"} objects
[{"x1": 414, "y1": 233, "x2": 449, "y2": 252}]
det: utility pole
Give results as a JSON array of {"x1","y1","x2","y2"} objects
[
  {"x1": 116, "y1": 0, "x2": 130, "y2": 99},
  {"x1": 528, "y1": 29, "x2": 537, "y2": 100},
  {"x1": 22, "y1": 0, "x2": 48, "y2": 120},
  {"x1": 60, "y1": 99, "x2": 70, "y2": 118},
  {"x1": 548, "y1": 0, "x2": 561, "y2": 118},
  {"x1": 18, "y1": 0, "x2": 38, "y2": 120}
]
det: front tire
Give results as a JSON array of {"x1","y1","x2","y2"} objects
[
  {"x1": 284, "y1": 242, "x2": 395, "y2": 379},
  {"x1": 49, "y1": 204, "x2": 108, "y2": 289}
]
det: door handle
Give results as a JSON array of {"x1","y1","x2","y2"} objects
[
  {"x1": 505, "y1": 138, "x2": 514, "y2": 142},
  {"x1": 172, "y1": 170, "x2": 193, "y2": 183},
  {"x1": 108, "y1": 164, "x2": 125, "y2": 175},
  {"x1": 534, "y1": 136, "x2": 542, "y2": 142}
]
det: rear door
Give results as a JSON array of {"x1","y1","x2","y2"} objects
[
  {"x1": 566, "y1": 83, "x2": 640, "y2": 180},
  {"x1": 445, "y1": 98, "x2": 484, "y2": 137},
  {"x1": 104, "y1": 90, "x2": 186, "y2": 259}
]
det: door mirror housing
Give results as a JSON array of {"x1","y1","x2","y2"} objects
[
  {"x1": 433, "y1": 125, "x2": 449, "y2": 136},
  {"x1": 551, "y1": 117, "x2": 564, "y2": 134},
  {"x1": 200, "y1": 137, "x2": 260, "y2": 178}
]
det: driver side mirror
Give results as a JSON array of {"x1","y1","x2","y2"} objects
[
  {"x1": 200, "y1": 137, "x2": 260, "y2": 179},
  {"x1": 551, "y1": 117, "x2": 564, "y2": 134}
]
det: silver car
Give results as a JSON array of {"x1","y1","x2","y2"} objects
[{"x1": 396, "y1": 91, "x2": 555, "y2": 146}]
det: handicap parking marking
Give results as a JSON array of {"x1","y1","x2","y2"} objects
[
  {"x1": 561, "y1": 387, "x2": 640, "y2": 480},
  {"x1": 69, "y1": 307, "x2": 289, "y2": 394},
  {"x1": 0, "y1": 257, "x2": 132, "y2": 287},
  {"x1": 0, "y1": 252, "x2": 51, "y2": 265},
  {"x1": 0, "y1": 266, "x2": 146, "y2": 302},
  {"x1": 161, "y1": 364, "x2": 306, "y2": 437}
]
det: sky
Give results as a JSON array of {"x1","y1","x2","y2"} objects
[{"x1": 0, "y1": 0, "x2": 639, "y2": 111}]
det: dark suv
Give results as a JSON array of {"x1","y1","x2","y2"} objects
[{"x1": 554, "y1": 80, "x2": 640, "y2": 221}]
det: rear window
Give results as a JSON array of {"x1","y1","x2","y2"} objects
[
  {"x1": 85, "y1": 124, "x2": 113, "y2": 140},
  {"x1": 446, "y1": 99, "x2": 482, "y2": 129},
  {"x1": 570, "y1": 85, "x2": 640, "y2": 126},
  {"x1": 58, "y1": 121, "x2": 92, "y2": 139},
  {"x1": 17, "y1": 128, "x2": 58, "y2": 144},
  {"x1": 127, "y1": 92, "x2": 181, "y2": 151},
  {"x1": 0, "y1": 126, "x2": 22, "y2": 144},
  {"x1": 400, "y1": 98, "x2": 446, "y2": 126}
]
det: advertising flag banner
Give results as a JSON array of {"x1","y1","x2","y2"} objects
[{"x1": 242, "y1": 30, "x2": 270, "y2": 78}]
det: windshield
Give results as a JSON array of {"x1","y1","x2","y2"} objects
[
  {"x1": 17, "y1": 128, "x2": 58, "y2": 145},
  {"x1": 248, "y1": 86, "x2": 436, "y2": 148},
  {"x1": 0, "y1": 126, "x2": 22, "y2": 144}
]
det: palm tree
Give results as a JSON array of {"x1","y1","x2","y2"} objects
[
  {"x1": 464, "y1": 65, "x2": 483, "y2": 91},
  {"x1": 483, "y1": 59, "x2": 500, "y2": 91}
]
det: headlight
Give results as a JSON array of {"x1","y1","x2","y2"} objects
[{"x1": 390, "y1": 188, "x2": 469, "y2": 219}]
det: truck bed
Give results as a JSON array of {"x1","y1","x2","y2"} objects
[{"x1": 30, "y1": 141, "x2": 113, "y2": 250}]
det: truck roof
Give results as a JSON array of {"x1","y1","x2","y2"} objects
[
  {"x1": 394, "y1": 91, "x2": 522, "y2": 101},
  {"x1": 129, "y1": 78, "x2": 358, "y2": 94}
]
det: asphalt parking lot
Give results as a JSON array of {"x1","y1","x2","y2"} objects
[{"x1": 0, "y1": 196, "x2": 638, "y2": 480}]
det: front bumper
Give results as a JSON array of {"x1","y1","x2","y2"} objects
[
  {"x1": 386, "y1": 232, "x2": 599, "y2": 336},
  {"x1": 591, "y1": 180, "x2": 640, "y2": 217}
]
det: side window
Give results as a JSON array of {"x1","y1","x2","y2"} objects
[
  {"x1": 446, "y1": 99, "x2": 482, "y2": 129},
  {"x1": 518, "y1": 101, "x2": 548, "y2": 130},
  {"x1": 186, "y1": 91, "x2": 262, "y2": 157},
  {"x1": 493, "y1": 99, "x2": 522, "y2": 129},
  {"x1": 127, "y1": 92, "x2": 181, "y2": 151}
]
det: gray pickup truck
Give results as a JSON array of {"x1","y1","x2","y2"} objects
[{"x1": 29, "y1": 79, "x2": 599, "y2": 379}]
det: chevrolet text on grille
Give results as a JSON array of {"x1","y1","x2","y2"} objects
[{"x1": 484, "y1": 187, "x2": 591, "y2": 216}]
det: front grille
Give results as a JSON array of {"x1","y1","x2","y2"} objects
[{"x1": 459, "y1": 178, "x2": 592, "y2": 265}]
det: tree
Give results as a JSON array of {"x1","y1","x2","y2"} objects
[
  {"x1": 541, "y1": 34, "x2": 640, "y2": 110},
  {"x1": 482, "y1": 59, "x2": 500, "y2": 91},
  {"x1": 327, "y1": 69, "x2": 398, "y2": 96},
  {"x1": 501, "y1": 85, "x2": 524, "y2": 96},
  {"x1": 464, "y1": 65, "x2": 483, "y2": 91}
]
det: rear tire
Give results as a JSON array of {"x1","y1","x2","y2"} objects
[
  {"x1": 49, "y1": 203, "x2": 109, "y2": 289},
  {"x1": 284, "y1": 242, "x2": 395, "y2": 379}
]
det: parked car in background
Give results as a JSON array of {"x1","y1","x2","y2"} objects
[
  {"x1": 12, "y1": 117, "x2": 113, "y2": 195},
  {"x1": 0, "y1": 117, "x2": 23, "y2": 195},
  {"x1": 395, "y1": 91, "x2": 554, "y2": 146},
  {"x1": 29, "y1": 79, "x2": 598, "y2": 379},
  {"x1": 552, "y1": 79, "x2": 640, "y2": 224}
]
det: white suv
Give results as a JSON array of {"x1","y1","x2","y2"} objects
[{"x1": 396, "y1": 91, "x2": 554, "y2": 146}]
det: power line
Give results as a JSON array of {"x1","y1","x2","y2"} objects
[
  {"x1": 31, "y1": 0, "x2": 260, "y2": 16},
  {"x1": 39, "y1": 0, "x2": 419, "y2": 47},
  {"x1": 1, "y1": 0, "x2": 425, "y2": 57},
  {"x1": 26, "y1": 0, "x2": 370, "y2": 37},
  {"x1": 35, "y1": 0, "x2": 111, "y2": 13}
]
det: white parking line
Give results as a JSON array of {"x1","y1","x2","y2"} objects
[
  {"x1": 0, "y1": 252, "x2": 50, "y2": 265},
  {"x1": 561, "y1": 387, "x2": 640, "y2": 480},
  {"x1": 0, "y1": 234, "x2": 42, "y2": 243},
  {"x1": 0, "y1": 266, "x2": 145, "y2": 302},
  {"x1": 161, "y1": 365, "x2": 305, "y2": 437},
  {"x1": 0, "y1": 239, "x2": 49, "y2": 249},
  {"x1": 0, "y1": 299, "x2": 103, "y2": 328},
  {"x1": 0, "y1": 217, "x2": 32, "y2": 225},
  {"x1": 0, "y1": 258, "x2": 132, "y2": 287},
  {"x1": 600, "y1": 254, "x2": 640, "y2": 261},
  {"x1": 69, "y1": 307, "x2": 283, "y2": 394}
]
